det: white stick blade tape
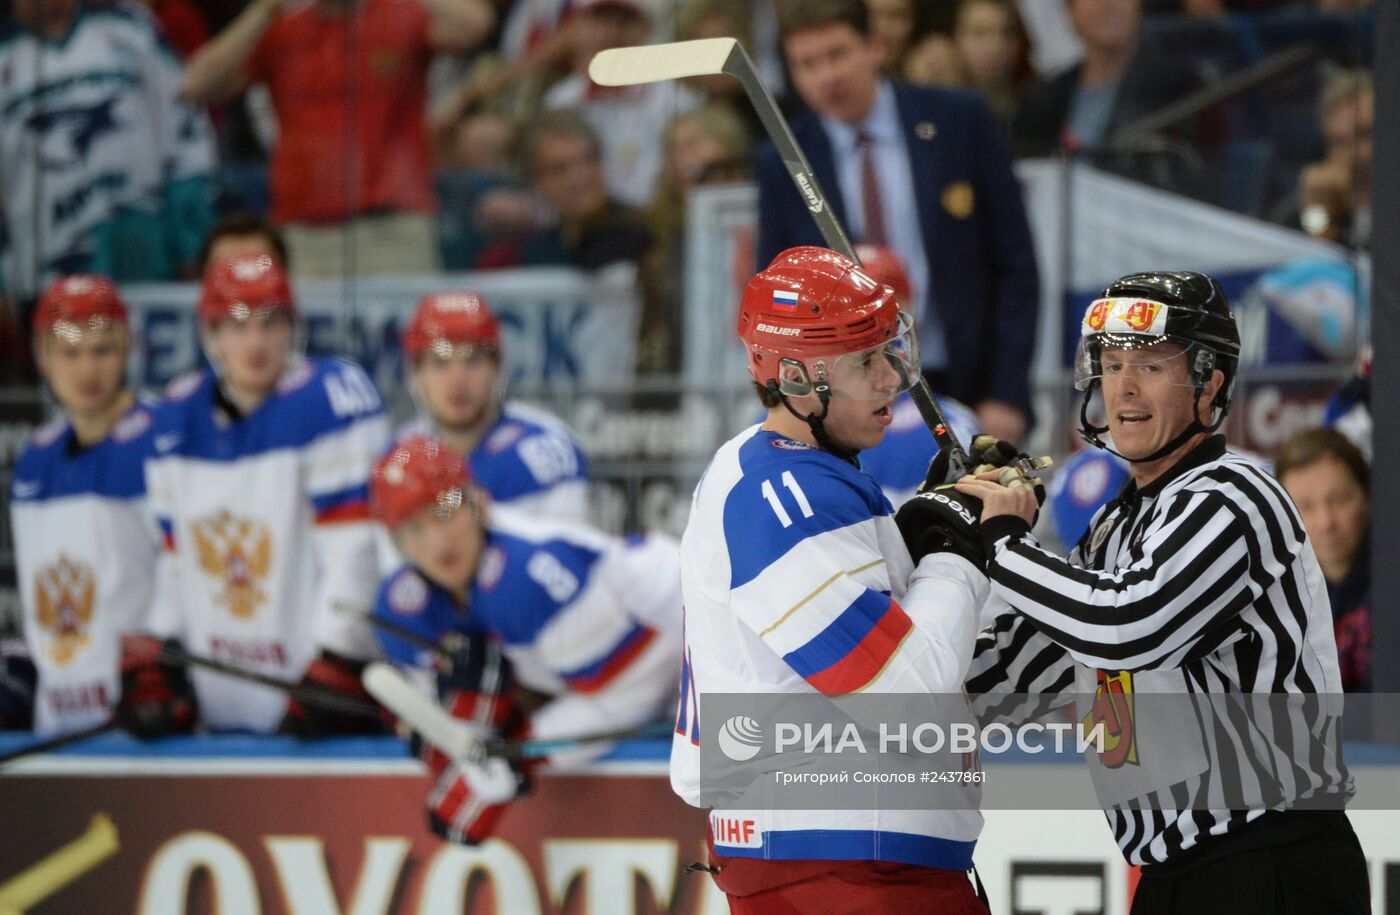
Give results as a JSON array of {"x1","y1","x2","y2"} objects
[
  {"x1": 589, "y1": 38, "x2": 738, "y2": 86},
  {"x1": 362, "y1": 662, "x2": 479, "y2": 762}
]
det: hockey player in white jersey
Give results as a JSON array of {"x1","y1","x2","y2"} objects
[
  {"x1": 369, "y1": 436, "x2": 680, "y2": 844},
  {"x1": 397, "y1": 291, "x2": 590, "y2": 523},
  {"x1": 0, "y1": 0, "x2": 216, "y2": 300},
  {"x1": 7, "y1": 276, "x2": 194, "y2": 737},
  {"x1": 144, "y1": 255, "x2": 389, "y2": 735},
  {"x1": 674, "y1": 246, "x2": 996, "y2": 911}
]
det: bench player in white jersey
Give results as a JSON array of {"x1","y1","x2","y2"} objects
[
  {"x1": 368, "y1": 436, "x2": 680, "y2": 843},
  {"x1": 397, "y1": 291, "x2": 589, "y2": 524},
  {"x1": 7, "y1": 276, "x2": 195, "y2": 736},
  {"x1": 852, "y1": 244, "x2": 981, "y2": 507},
  {"x1": 674, "y1": 246, "x2": 997, "y2": 912},
  {"x1": 144, "y1": 255, "x2": 390, "y2": 735}
]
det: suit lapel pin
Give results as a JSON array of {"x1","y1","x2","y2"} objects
[{"x1": 915, "y1": 121, "x2": 937, "y2": 140}]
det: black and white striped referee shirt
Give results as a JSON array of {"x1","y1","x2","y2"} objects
[{"x1": 966, "y1": 435, "x2": 1352, "y2": 866}]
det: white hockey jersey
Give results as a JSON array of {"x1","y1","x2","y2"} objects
[
  {"x1": 374, "y1": 509, "x2": 681, "y2": 766},
  {"x1": 144, "y1": 357, "x2": 389, "y2": 733},
  {"x1": 673, "y1": 425, "x2": 989, "y2": 869},
  {"x1": 0, "y1": 2, "x2": 216, "y2": 297},
  {"x1": 9, "y1": 398, "x2": 158, "y2": 736},
  {"x1": 397, "y1": 401, "x2": 590, "y2": 524}
]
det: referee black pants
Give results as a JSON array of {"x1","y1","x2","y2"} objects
[{"x1": 1131, "y1": 811, "x2": 1370, "y2": 914}]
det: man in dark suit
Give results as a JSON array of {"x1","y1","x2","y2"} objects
[{"x1": 757, "y1": 0, "x2": 1039, "y2": 443}]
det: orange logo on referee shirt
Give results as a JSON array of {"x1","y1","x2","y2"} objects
[{"x1": 1083, "y1": 669, "x2": 1138, "y2": 768}]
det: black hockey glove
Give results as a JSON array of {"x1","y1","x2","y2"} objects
[
  {"x1": 895, "y1": 489, "x2": 986, "y2": 569},
  {"x1": 280, "y1": 650, "x2": 386, "y2": 738},
  {"x1": 0, "y1": 642, "x2": 36, "y2": 730},
  {"x1": 117, "y1": 635, "x2": 198, "y2": 739}
]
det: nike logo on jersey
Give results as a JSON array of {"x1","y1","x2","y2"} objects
[
  {"x1": 12, "y1": 480, "x2": 41, "y2": 498},
  {"x1": 154, "y1": 433, "x2": 182, "y2": 453}
]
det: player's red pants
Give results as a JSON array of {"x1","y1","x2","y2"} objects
[{"x1": 706, "y1": 834, "x2": 989, "y2": 914}]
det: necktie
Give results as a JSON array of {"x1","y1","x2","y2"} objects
[{"x1": 857, "y1": 130, "x2": 888, "y2": 247}]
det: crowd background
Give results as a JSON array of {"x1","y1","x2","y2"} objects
[{"x1": 0, "y1": 0, "x2": 1377, "y2": 686}]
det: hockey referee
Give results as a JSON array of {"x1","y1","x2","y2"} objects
[{"x1": 957, "y1": 272, "x2": 1369, "y2": 913}]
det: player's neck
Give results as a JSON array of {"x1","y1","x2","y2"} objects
[
  {"x1": 761, "y1": 409, "x2": 817, "y2": 447},
  {"x1": 1129, "y1": 430, "x2": 1210, "y2": 491},
  {"x1": 221, "y1": 380, "x2": 275, "y2": 417},
  {"x1": 437, "y1": 411, "x2": 497, "y2": 456},
  {"x1": 67, "y1": 389, "x2": 135, "y2": 447}
]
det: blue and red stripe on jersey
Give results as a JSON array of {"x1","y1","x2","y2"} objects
[
  {"x1": 559, "y1": 622, "x2": 657, "y2": 693},
  {"x1": 782, "y1": 590, "x2": 913, "y2": 696},
  {"x1": 312, "y1": 484, "x2": 371, "y2": 524}
]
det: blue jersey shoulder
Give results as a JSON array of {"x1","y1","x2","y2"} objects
[
  {"x1": 13, "y1": 399, "x2": 154, "y2": 502},
  {"x1": 471, "y1": 520, "x2": 602, "y2": 646},
  {"x1": 372, "y1": 566, "x2": 466, "y2": 667},
  {"x1": 469, "y1": 403, "x2": 587, "y2": 503},
  {"x1": 149, "y1": 358, "x2": 381, "y2": 460},
  {"x1": 724, "y1": 432, "x2": 887, "y2": 590}
]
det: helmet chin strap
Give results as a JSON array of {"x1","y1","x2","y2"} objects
[
  {"x1": 1079, "y1": 383, "x2": 1228, "y2": 465},
  {"x1": 772, "y1": 381, "x2": 861, "y2": 466}
]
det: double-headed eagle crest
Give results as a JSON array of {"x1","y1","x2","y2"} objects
[
  {"x1": 191, "y1": 510, "x2": 272, "y2": 619},
  {"x1": 33, "y1": 555, "x2": 96, "y2": 666}
]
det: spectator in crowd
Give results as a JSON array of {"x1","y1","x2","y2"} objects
[
  {"x1": 864, "y1": 0, "x2": 919, "y2": 73},
  {"x1": 142, "y1": 0, "x2": 212, "y2": 58},
  {"x1": 1276, "y1": 427, "x2": 1371, "y2": 692},
  {"x1": 0, "y1": 0, "x2": 217, "y2": 304},
  {"x1": 541, "y1": 0, "x2": 702, "y2": 208},
  {"x1": 1013, "y1": 0, "x2": 1204, "y2": 165},
  {"x1": 643, "y1": 104, "x2": 752, "y2": 370},
  {"x1": 397, "y1": 291, "x2": 591, "y2": 523},
  {"x1": 144, "y1": 255, "x2": 389, "y2": 736},
  {"x1": 1290, "y1": 70, "x2": 1372, "y2": 247},
  {"x1": 7, "y1": 278, "x2": 182, "y2": 737},
  {"x1": 435, "y1": 111, "x2": 537, "y2": 271},
  {"x1": 513, "y1": 111, "x2": 655, "y2": 272},
  {"x1": 950, "y1": 0, "x2": 1032, "y2": 128},
  {"x1": 902, "y1": 31, "x2": 964, "y2": 88},
  {"x1": 757, "y1": 0, "x2": 1040, "y2": 443},
  {"x1": 182, "y1": 0, "x2": 495, "y2": 278},
  {"x1": 674, "y1": 0, "x2": 765, "y2": 138},
  {"x1": 198, "y1": 210, "x2": 289, "y2": 273}
]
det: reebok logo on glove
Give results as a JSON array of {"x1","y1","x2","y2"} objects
[{"x1": 924, "y1": 491, "x2": 976, "y2": 525}]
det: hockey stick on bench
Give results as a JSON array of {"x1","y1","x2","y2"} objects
[
  {"x1": 362, "y1": 662, "x2": 670, "y2": 764},
  {"x1": 589, "y1": 37, "x2": 975, "y2": 478}
]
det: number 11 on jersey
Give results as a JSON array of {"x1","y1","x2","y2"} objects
[{"x1": 760, "y1": 471, "x2": 814, "y2": 527}]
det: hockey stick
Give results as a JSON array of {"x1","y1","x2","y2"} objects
[
  {"x1": 0, "y1": 721, "x2": 117, "y2": 768},
  {"x1": 0, "y1": 812, "x2": 119, "y2": 914},
  {"x1": 158, "y1": 645, "x2": 381, "y2": 718},
  {"x1": 362, "y1": 662, "x2": 670, "y2": 764},
  {"x1": 590, "y1": 37, "x2": 974, "y2": 478}
]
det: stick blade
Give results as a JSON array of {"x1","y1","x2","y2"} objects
[
  {"x1": 362, "y1": 662, "x2": 482, "y2": 763},
  {"x1": 589, "y1": 38, "x2": 738, "y2": 87}
]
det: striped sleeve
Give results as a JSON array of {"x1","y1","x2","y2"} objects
[
  {"x1": 966, "y1": 603, "x2": 1075, "y2": 725},
  {"x1": 726, "y1": 462, "x2": 983, "y2": 696},
  {"x1": 982, "y1": 477, "x2": 1300, "y2": 672}
]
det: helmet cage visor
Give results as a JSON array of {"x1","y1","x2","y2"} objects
[
  {"x1": 1075, "y1": 334, "x2": 1219, "y2": 392},
  {"x1": 776, "y1": 311, "x2": 920, "y2": 400}
]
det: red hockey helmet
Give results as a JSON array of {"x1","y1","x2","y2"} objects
[
  {"x1": 371, "y1": 436, "x2": 472, "y2": 530},
  {"x1": 853, "y1": 243, "x2": 911, "y2": 303},
  {"x1": 402, "y1": 292, "x2": 501, "y2": 362},
  {"x1": 33, "y1": 275, "x2": 129, "y2": 342},
  {"x1": 737, "y1": 246, "x2": 918, "y2": 398},
  {"x1": 197, "y1": 255, "x2": 295, "y2": 326}
]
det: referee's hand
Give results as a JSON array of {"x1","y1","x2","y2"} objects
[{"x1": 954, "y1": 469, "x2": 1038, "y2": 526}]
